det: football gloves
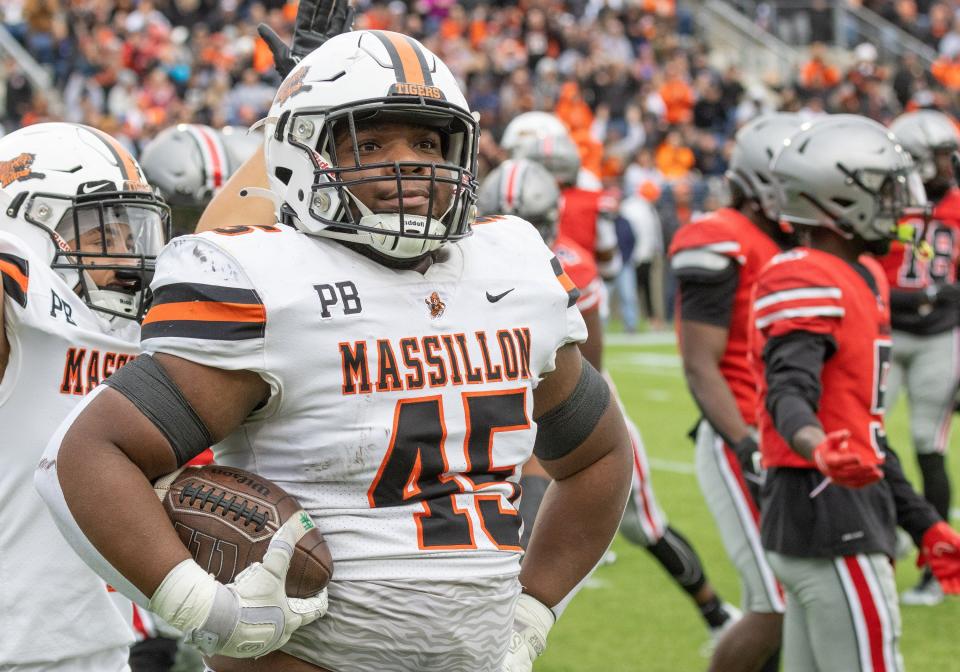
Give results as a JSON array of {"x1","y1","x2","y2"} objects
[
  {"x1": 148, "y1": 511, "x2": 328, "y2": 658},
  {"x1": 926, "y1": 282, "x2": 960, "y2": 306},
  {"x1": 812, "y1": 429, "x2": 883, "y2": 489},
  {"x1": 502, "y1": 593, "x2": 555, "y2": 672},
  {"x1": 731, "y1": 433, "x2": 763, "y2": 504},
  {"x1": 918, "y1": 521, "x2": 960, "y2": 594},
  {"x1": 258, "y1": 0, "x2": 355, "y2": 78}
]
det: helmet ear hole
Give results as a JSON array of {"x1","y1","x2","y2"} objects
[{"x1": 275, "y1": 167, "x2": 293, "y2": 185}]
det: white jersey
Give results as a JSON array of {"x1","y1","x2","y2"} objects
[
  {"x1": 143, "y1": 217, "x2": 586, "y2": 581},
  {"x1": 0, "y1": 231, "x2": 136, "y2": 665}
]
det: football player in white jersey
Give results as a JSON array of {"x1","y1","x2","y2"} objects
[
  {"x1": 36, "y1": 30, "x2": 634, "y2": 672},
  {"x1": 0, "y1": 122, "x2": 168, "y2": 671}
]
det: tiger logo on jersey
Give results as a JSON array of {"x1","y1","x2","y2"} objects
[
  {"x1": 0, "y1": 152, "x2": 44, "y2": 187},
  {"x1": 425, "y1": 291, "x2": 445, "y2": 318}
]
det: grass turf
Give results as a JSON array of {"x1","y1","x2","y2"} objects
[{"x1": 535, "y1": 336, "x2": 959, "y2": 671}]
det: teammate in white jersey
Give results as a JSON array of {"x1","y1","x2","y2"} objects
[
  {"x1": 0, "y1": 122, "x2": 168, "y2": 670},
  {"x1": 36, "y1": 31, "x2": 634, "y2": 672}
]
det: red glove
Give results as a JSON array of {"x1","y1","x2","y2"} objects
[
  {"x1": 812, "y1": 430, "x2": 883, "y2": 488},
  {"x1": 919, "y1": 521, "x2": 960, "y2": 595}
]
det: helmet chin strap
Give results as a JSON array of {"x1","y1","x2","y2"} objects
[
  {"x1": 345, "y1": 188, "x2": 455, "y2": 260},
  {"x1": 76, "y1": 270, "x2": 139, "y2": 322}
]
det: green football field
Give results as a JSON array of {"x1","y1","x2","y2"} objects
[{"x1": 536, "y1": 334, "x2": 959, "y2": 671}]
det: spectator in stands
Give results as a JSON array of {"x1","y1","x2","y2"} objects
[
  {"x1": 800, "y1": 42, "x2": 841, "y2": 93},
  {"x1": 655, "y1": 128, "x2": 695, "y2": 181}
]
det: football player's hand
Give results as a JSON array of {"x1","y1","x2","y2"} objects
[
  {"x1": 258, "y1": 0, "x2": 355, "y2": 78},
  {"x1": 812, "y1": 430, "x2": 883, "y2": 489},
  {"x1": 502, "y1": 594, "x2": 555, "y2": 672},
  {"x1": 149, "y1": 511, "x2": 328, "y2": 658},
  {"x1": 732, "y1": 433, "x2": 763, "y2": 503},
  {"x1": 918, "y1": 521, "x2": 960, "y2": 594}
]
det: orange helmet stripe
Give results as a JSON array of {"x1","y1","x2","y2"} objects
[{"x1": 371, "y1": 31, "x2": 433, "y2": 87}]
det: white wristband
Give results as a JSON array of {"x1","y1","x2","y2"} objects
[{"x1": 148, "y1": 559, "x2": 221, "y2": 638}]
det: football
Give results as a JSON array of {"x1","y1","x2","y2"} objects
[{"x1": 153, "y1": 464, "x2": 332, "y2": 598}]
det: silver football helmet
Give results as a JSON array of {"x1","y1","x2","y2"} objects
[
  {"x1": 890, "y1": 110, "x2": 959, "y2": 183},
  {"x1": 771, "y1": 114, "x2": 926, "y2": 241},
  {"x1": 477, "y1": 158, "x2": 560, "y2": 242},
  {"x1": 510, "y1": 133, "x2": 581, "y2": 187},
  {"x1": 726, "y1": 112, "x2": 805, "y2": 220},
  {"x1": 140, "y1": 124, "x2": 263, "y2": 235}
]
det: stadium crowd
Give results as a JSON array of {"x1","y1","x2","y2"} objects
[{"x1": 4, "y1": 0, "x2": 960, "y2": 331}]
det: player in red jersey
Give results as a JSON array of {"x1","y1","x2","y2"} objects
[
  {"x1": 753, "y1": 115, "x2": 960, "y2": 671},
  {"x1": 478, "y1": 157, "x2": 741, "y2": 645},
  {"x1": 878, "y1": 110, "x2": 960, "y2": 605},
  {"x1": 670, "y1": 113, "x2": 802, "y2": 672}
]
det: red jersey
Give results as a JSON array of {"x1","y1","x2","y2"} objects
[
  {"x1": 752, "y1": 248, "x2": 891, "y2": 469},
  {"x1": 558, "y1": 187, "x2": 618, "y2": 255},
  {"x1": 669, "y1": 208, "x2": 781, "y2": 424},
  {"x1": 876, "y1": 187, "x2": 960, "y2": 334},
  {"x1": 553, "y1": 234, "x2": 603, "y2": 313}
]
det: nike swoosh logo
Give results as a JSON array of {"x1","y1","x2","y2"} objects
[
  {"x1": 79, "y1": 181, "x2": 113, "y2": 195},
  {"x1": 486, "y1": 288, "x2": 515, "y2": 303}
]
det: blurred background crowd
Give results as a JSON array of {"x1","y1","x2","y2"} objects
[{"x1": 3, "y1": 0, "x2": 960, "y2": 329}]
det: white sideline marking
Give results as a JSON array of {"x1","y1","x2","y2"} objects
[
  {"x1": 648, "y1": 458, "x2": 696, "y2": 475},
  {"x1": 609, "y1": 352, "x2": 682, "y2": 369},
  {"x1": 606, "y1": 332, "x2": 677, "y2": 346}
]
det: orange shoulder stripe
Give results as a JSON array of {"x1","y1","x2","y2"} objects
[
  {"x1": 0, "y1": 258, "x2": 28, "y2": 293},
  {"x1": 143, "y1": 301, "x2": 266, "y2": 325}
]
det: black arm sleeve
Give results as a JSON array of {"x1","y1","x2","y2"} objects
[
  {"x1": 882, "y1": 441, "x2": 941, "y2": 545},
  {"x1": 763, "y1": 331, "x2": 836, "y2": 444},
  {"x1": 676, "y1": 263, "x2": 739, "y2": 328},
  {"x1": 888, "y1": 288, "x2": 930, "y2": 313}
]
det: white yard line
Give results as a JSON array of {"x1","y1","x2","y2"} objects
[{"x1": 606, "y1": 332, "x2": 677, "y2": 347}]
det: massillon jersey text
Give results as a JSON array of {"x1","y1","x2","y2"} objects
[
  {"x1": 140, "y1": 217, "x2": 586, "y2": 581},
  {"x1": 1, "y1": 230, "x2": 136, "y2": 664}
]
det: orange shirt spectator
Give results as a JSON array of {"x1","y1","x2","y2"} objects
[
  {"x1": 800, "y1": 57, "x2": 840, "y2": 90},
  {"x1": 932, "y1": 57, "x2": 960, "y2": 91},
  {"x1": 655, "y1": 133, "x2": 695, "y2": 180},
  {"x1": 555, "y1": 82, "x2": 594, "y2": 134},
  {"x1": 659, "y1": 77, "x2": 694, "y2": 125}
]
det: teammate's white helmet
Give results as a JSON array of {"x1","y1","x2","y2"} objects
[
  {"x1": 500, "y1": 111, "x2": 570, "y2": 152},
  {"x1": 0, "y1": 123, "x2": 169, "y2": 320},
  {"x1": 889, "y1": 110, "x2": 960, "y2": 182},
  {"x1": 477, "y1": 159, "x2": 560, "y2": 242},
  {"x1": 510, "y1": 133, "x2": 581, "y2": 186},
  {"x1": 726, "y1": 112, "x2": 805, "y2": 220},
  {"x1": 771, "y1": 115, "x2": 926, "y2": 241},
  {"x1": 264, "y1": 30, "x2": 480, "y2": 261}
]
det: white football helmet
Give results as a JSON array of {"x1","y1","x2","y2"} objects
[
  {"x1": 140, "y1": 124, "x2": 263, "y2": 235},
  {"x1": 500, "y1": 111, "x2": 571, "y2": 152},
  {"x1": 0, "y1": 123, "x2": 169, "y2": 320},
  {"x1": 771, "y1": 114, "x2": 926, "y2": 241},
  {"x1": 889, "y1": 110, "x2": 959, "y2": 183},
  {"x1": 510, "y1": 132, "x2": 581, "y2": 187},
  {"x1": 726, "y1": 112, "x2": 805, "y2": 220},
  {"x1": 263, "y1": 30, "x2": 480, "y2": 261},
  {"x1": 477, "y1": 158, "x2": 560, "y2": 242}
]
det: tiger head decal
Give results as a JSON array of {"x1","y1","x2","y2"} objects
[
  {"x1": 0, "y1": 153, "x2": 44, "y2": 188},
  {"x1": 425, "y1": 291, "x2": 446, "y2": 319}
]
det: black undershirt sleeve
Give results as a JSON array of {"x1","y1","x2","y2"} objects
[
  {"x1": 676, "y1": 262, "x2": 739, "y2": 328},
  {"x1": 888, "y1": 288, "x2": 930, "y2": 313},
  {"x1": 881, "y1": 441, "x2": 941, "y2": 545},
  {"x1": 762, "y1": 331, "x2": 837, "y2": 445}
]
